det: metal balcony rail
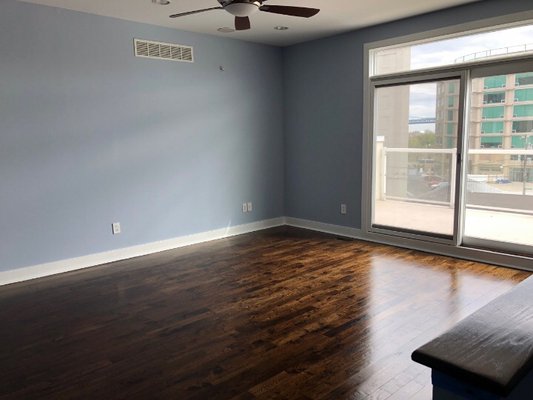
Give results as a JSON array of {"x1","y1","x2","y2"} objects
[
  {"x1": 380, "y1": 147, "x2": 533, "y2": 208},
  {"x1": 454, "y1": 43, "x2": 533, "y2": 64}
]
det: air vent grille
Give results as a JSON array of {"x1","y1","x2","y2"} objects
[{"x1": 134, "y1": 39, "x2": 194, "y2": 63}]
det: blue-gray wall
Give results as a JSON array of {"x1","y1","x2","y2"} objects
[
  {"x1": 0, "y1": 0, "x2": 284, "y2": 271},
  {"x1": 283, "y1": 0, "x2": 533, "y2": 229},
  {"x1": 2, "y1": 0, "x2": 532, "y2": 274}
]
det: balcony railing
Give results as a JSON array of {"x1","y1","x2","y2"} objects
[
  {"x1": 379, "y1": 147, "x2": 533, "y2": 208},
  {"x1": 454, "y1": 43, "x2": 533, "y2": 64}
]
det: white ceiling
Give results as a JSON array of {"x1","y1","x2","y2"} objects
[{"x1": 20, "y1": 0, "x2": 480, "y2": 46}]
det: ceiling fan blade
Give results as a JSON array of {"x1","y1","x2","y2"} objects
[
  {"x1": 170, "y1": 6, "x2": 223, "y2": 18},
  {"x1": 235, "y1": 16, "x2": 251, "y2": 31},
  {"x1": 259, "y1": 5, "x2": 319, "y2": 18}
]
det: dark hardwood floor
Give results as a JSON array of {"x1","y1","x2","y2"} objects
[{"x1": 0, "y1": 227, "x2": 530, "y2": 399}]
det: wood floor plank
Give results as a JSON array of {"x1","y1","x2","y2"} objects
[{"x1": 0, "y1": 226, "x2": 529, "y2": 399}]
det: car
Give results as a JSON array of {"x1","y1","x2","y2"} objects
[
  {"x1": 423, "y1": 175, "x2": 445, "y2": 189},
  {"x1": 495, "y1": 177, "x2": 512, "y2": 184}
]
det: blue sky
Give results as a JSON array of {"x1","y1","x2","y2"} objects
[{"x1": 411, "y1": 24, "x2": 533, "y2": 70}]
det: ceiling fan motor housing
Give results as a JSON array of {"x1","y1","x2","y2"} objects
[
  {"x1": 170, "y1": 0, "x2": 319, "y2": 31},
  {"x1": 220, "y1": 1, "x2": 261, "y2": 17}
]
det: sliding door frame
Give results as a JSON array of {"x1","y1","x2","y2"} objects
[
  {"x1": 461, "y1": 59, "x2": 533, "y2": 257},
  {"x1": 368, "y1": 71, "x2": 467, "y2": 246},
  {"x1": 361, "y1": 12, "x2": 533, "y2": 271}
]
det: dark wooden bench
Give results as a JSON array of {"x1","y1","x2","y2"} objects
[{"x1": 412, "y1": 275, "x2": 533, "y2": 399}]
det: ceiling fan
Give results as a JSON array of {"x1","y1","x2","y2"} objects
[{"x1": 169, "y1": 0, "x2": 320, "y2": 31}]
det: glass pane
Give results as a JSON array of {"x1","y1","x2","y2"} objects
[
  {"x1": 484, "y1": 76, "x2": 507, "y2": 89},
  {"x1": 511, "y1": 135, "x2": 533, "y2": 148},
  {"x1": 514, "y1": 89, "x2": 533, "y2": 102},
  {"x1": 512, "y1": 120, "x2": 533, "y2": 133},
  {"x1": 481, "y1": 136, "x2": 503, "y2": 147},
  {"x1": 482, "y1": 106, "x2": 504, "y2": 119},
  {"x1": 370, "y1": 24, "x2": 533, "y2": 76},
  {"x1": 481, "y1": 121, "x2": 504, "y2": 133},
  {"x1": 514, "y1": 104, "x2": 533, "y2": 117},
  {"x1": 372, "y1": 79, "x2": 460, "y2": 237},
  {"x1": 465, "y1": 72, "x2": 533, "y2": 249},
  {"x1": 483, "y1": 92, "x2": 505, "y2": 104},
  {"x1": 515, "y1": 72, "x2": 533, "y2": 86}
]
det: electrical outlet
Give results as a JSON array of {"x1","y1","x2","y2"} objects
[
  {"x1": 247, "y1": 202, "x2": 253, "y2": 212},
  {"x1": 112, "y1": 222, "x2": 121, "y2": 235},
  {"x1": 242, "y1": 203, "x2": 248, "y2": 213},
  {"x1": 340, "y1": 204, "x2": 347, "y2": 215}
]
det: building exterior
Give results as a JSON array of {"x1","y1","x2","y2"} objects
[{"x1": 438, "y1": 72, "x2": 533, "y2": 182}]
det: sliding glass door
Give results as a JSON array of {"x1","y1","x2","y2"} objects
[
  {"x1": 369, "y1": 65, "x2": 533, "y2": 256},
  {"x1": 365, "y1": 21, "x2": 533, "y2": 263},
  {"x1": 462, "y1": 66, "x2": 533, "y2": 254},
  {"x1": 371, "y1": 75, "x2": 463, "y2": 242}
]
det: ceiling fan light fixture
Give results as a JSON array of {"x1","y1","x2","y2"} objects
[
  {"x1": 274, "y1": 26, "x2": 289, "y2": 30},
  {"x1": 152, "y1": 0, "x2": 171, "y2": 5},
  {"x1": 225, "y1": 2, "x2": 260, "y2": 17}
]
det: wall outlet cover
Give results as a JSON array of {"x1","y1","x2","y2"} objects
[{"x1": 112, "y1": 222, "x2": 121, "y2": 235}]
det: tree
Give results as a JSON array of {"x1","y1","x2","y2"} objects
[{"x1": 409, "y1": 131, "x2": 436, "y2": 148}]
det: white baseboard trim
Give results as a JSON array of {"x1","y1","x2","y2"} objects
[
  {"x1": 0, "y1": 217, "x2": 285, "y2": 286},
  {"x1": 3, "y1": 213, "x2": 531, "y2": 288},
  {"x1": 285, "y1": 217, "x2": 363, "y2": 239}
]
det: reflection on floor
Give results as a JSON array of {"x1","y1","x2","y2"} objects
[{"x1": 0, "y1": 226, "x2": 530, "y2": 399}]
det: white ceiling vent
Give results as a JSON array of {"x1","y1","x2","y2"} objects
[{"x1": 134, "y1": 39, "x2": 194, "y2": 63}]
